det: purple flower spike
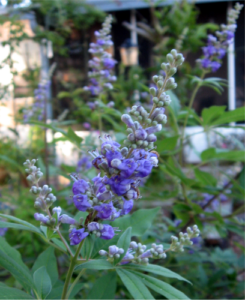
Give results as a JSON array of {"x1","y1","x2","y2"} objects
[
  {"x1": 100, "y1": 224, "x2": 115, "y2": 240},
  {"x1": 69, "y1": 228, "x2": 89, "y2": 245},
  {"x1": 72, "y1": 179, "x2": 89, "y2": 195},
  {"x1": 59, "y1": 214, "x2": 76, "y2": 225}
]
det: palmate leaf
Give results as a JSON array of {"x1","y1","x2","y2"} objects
[
  {"x1": 131, "y1": 271, "x2": 190, "y2": 300},
  {"x1": 87, "y1": 272, "x2": 117, "y2": 299},
  {"x1": 123, "y1": 263, "x2": 191, "y2": 283},
  {"x1": 0, "y1": 286, "x2": 34, "y2": 299},
  {"x1": 116, "y1": 269, "x2": 154, "y2": 300},
  {"x1": 114, "y1": 227, "x2": 132, "y2": 265}
]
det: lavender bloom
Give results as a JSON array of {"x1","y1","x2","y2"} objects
[
  {"x1": 73, "y1": 194, "x2": 92, "y2": 212},
  {"x1": 52, "y1": 206, "x2": 62, "y2": 219},
  {"x1": 87, "y1": 222, "x2": 115, "y2": 240},
  {"x1": 77, "y1": 156, "x2": 92, "y2": 172},
  {"x1": 94, "y1": 201, "x2": 119, "y2": 220},
  {"x1": 121, "y1": 250, "x2": 134, "y2": 265},
  {"x1": 72, "y1": 179, "x2": 89, "y2": 195},
  {"x1": 0, "y1": 227, "x2": 8, "y2": 236},
  {"x1": 34, "y1": 213, "x2": 49, "y2": 224},
  {"x1": 59, "y1": 214, "x2": 76, "y2": 225},
  {"x1": 100, "y1": 224, "x2": 115, "y2": 240},
  {"x1": 84, "y1": 15, "x2": 117, "y2": 97},
  {"x1": 83, "y1": 122, "x2": 91, "y2": 130},
  {"x1": 87, "y1": 222, "x2": 100, "y2": 232},
  {"x1": 69, "y1": 228, "x2": 88, "y2": 245},
  {"x1": 197, "y1": 3, "x2": 243, "y2": 73},
  {"x1": 120, "y1": 198, "x2": 134, "y2": 216}
]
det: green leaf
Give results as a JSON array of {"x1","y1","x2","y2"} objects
[
  {"x1": 32, "y1": 247, "x2": 58, "y2": 286},
  {"x1": 87, "y1": 272, "x2": 117, "y2": 299},
  {"x1": 167, "y1": 90, "x2": 180, "y2": 117},
  {"x1": 81, "y1": 235, "x2": 94, "y2": 260},
  {"x1": 239, "y1": 166, "x2": 245, "y2": 190},
  {"x1": 67, "y1": 127, "x2": 83, "y2": 147},
  {"x1": 0, "y1": 155, "x2": 24, "y2": 173},
  {"x1": 0, "y1": 221, "x2": 39, "y2": 232},
  {"x1": 212, "y1": 107, "x2": 245, "y2": 126},
  {"x1": 114, "y1": 227, "x2": 132, "y2": 265},
  {"x1": 201, "y1": 148, "x2": 245, "y2": 162},
  {"x1": 112, "y1": 208, "x2": 159, "y2": 237},
  {"x1": 68, "y1": 283, "x2": 84, "y2": 299},
  {"x1": 0, "y1": 214, "x2": 41, "y2": 234},
  {"x1": 0, "y1": 250, "x2": 35, "y2": 292},
  {"x1": 0, "y1": 286, "x2": 34, "y2": 299},
  {"x1": 202, "y1": 106, "x2": 226, "y2": 126},
  {"x1": 75, "y1": 259, "x2": 114, "y2": 271},
  {"x1": 26, "y1": 121, "x2": 82, "y2": 147},
  {"x1": 194, "y1": 169, "x2": 217, "y2": 187},
  {"x1": 157, "y1": 136, "x2": 179, "y2": 153},
  {"x1": 131, "y1": 271, "x2": 190, "y2": 300},
  {"x1": 0, "y1": 237, "x2": 28, "y2": 268},
  {"x1": 47, "y1": 287, "x2": 62, "y2": 299},
  {"x1": 51, "y1": 238, "x2": 67, "y2": 252},
  {"x1": 123, "y1": 264, "x2": 191, "y2": 283},
  {"x1": 116, "y1": 269, "x2": 154, "y2": 299},
  {"x1": 33, "y1": 266, "x2": 52, "y2": 299}
]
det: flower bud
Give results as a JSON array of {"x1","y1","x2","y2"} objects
[
  {"x1": 161, "y1": 63, "x2": 167, "y2": 71},
  {"x1": 157, "y1": 80, "x2": 164, "y2": 88},
  {"x1": 166, "y1": 53, "x2": 174, "y2": 63},
  {"x1": 152, "y1": 97, "x2": 159, "y2": 104},
  {"x1": 168, "y1": 67, "x2": 177, "y2": 77},
  {"x1": 152, "y1": 75, "x2": 158, "y2": 83},
  {"x1": 171, "y1": 49, "x2": 177, "y2": 57},
  {"x1": 165, "y1": 78, "x2": 177, "y2": 90},
  {"x1": 149, "y1": 87, "x2": 157, "y2": 96}
]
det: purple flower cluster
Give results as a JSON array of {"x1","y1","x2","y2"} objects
[
  {"x1": 84, "y1": 15, "x2": 117, "y2": 97},
  {"x1": 197, "y1": 3, "x2": 243, "y2": 72},
  {"x1": 23, "y1": 81, "x2": 50, "y2": 122}
]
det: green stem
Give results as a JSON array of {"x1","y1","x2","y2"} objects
[
  {"x1": 66, "y1": 269, "x2": 86, "y2": 299},
  {"x1": 99, "y1": 112, "x2": 103, "y2": 136},
  {"x1": 56, "y1": 229, "x2": 74, "y2": 257},
  {"x1": 61, "y1": 239, "x2": 85, "y2": 300},
  {"x1": 179, "y1": 71, "x2": 206, "y2": 164}
]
